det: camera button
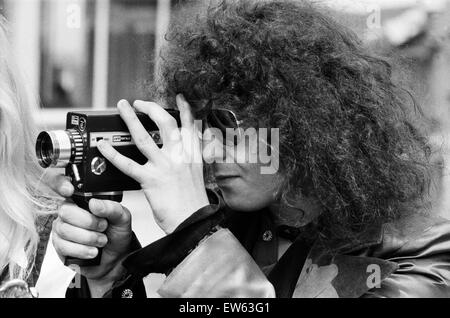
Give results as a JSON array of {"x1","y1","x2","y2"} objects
[
  {"x1": 91, "y1": 157, "x2": 107, "y2": 175},
  {"x1": 121, "y1": 289, "x2": 133, "y2": 298}
]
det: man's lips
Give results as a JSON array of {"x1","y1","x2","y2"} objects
[{"x1": 214, "y1": 174, "x2": 239, "y2": 180}]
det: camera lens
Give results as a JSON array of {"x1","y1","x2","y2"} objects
[
  {"x1": 38, "y1": 133, "x2": 56, "y2": 167},
  {"x1": 36, "y1": 130, "x2": 78, "y2": 168}
]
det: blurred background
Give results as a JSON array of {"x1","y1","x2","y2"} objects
[
  {"x1": 0, "y1": 0, "x2": 450, "y2": 297},
  {"x1": 1, "y1": 0, "x2": 176, "y2": 128}
]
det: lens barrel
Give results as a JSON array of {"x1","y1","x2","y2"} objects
[{"x1": 36, "y1": 129, "x2": 83, "y2": 168}]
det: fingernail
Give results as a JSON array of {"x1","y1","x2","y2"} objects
[
  {"x1": 91, "y1": 199, "x2": 105, "y2": 212},
  {"x1": 89, "y1": 248, "x2": 98, "y2": 259},
  {"x1": 118, "y1": 99, "x2": 129, "y2": 108},
  {"x1": 61, "y1": 184, "x2": 73, "y2": 196},
  {"x1": 98, "y1": 219, "x2": 108, "y2": 232},
  {"x1": 97, "y1": 235, "x2": 108, "y2": 246}
]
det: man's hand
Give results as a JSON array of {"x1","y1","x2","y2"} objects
[
  {"x1": 52, "y1": 199, "x2": 132, "y2": 281},
  {"x1": 97, "y1": 95, "x2": 209, "y2": 234},
  {"x1": 44, "y1": 170, "x2": 134, "y2": 295}
]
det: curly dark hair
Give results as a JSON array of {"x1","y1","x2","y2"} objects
[{"x1": 152, "y1": 0, "x2": 434, "y2": 241}]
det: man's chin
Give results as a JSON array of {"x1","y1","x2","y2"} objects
[{"x1": 220, "y1": 191, "x2": 262, "y2": 212}]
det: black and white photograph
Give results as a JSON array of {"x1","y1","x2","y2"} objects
[{"x1": 1, "y1": 0, "x2": 450, "y2": 307}]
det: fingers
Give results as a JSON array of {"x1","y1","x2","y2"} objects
[
  {"x1": 53, "y1": 200, "x2": 130, "y2": 261},
  {"x1": 97, "y1": 140, "x2": 143, "y2": 182},
  {"x1": 58, "y1": 203, "x2": 108, "y2": 231},
  {"x1": 133, "y1": 100, "x2": 181, "y2": 148},
  {"x1": 176, "y1": 94, "x2": 194, "y2": 130},
  {"x1": 88, "y1": 199, "x2": 131, "y2": 226},
  {"x1": 53, "y1": 218, "x2": 108, "y2": 248},
  {"x1": 42, "y1": 171, "x2": 74, "y2": 197},
  {"x1": 117, "y1": 100, "x2": 160, "y2": 160},
  {"x1": 176, "y1": 94, "x2": 202, "y2": 159},
  {"x1": 53, "y1": 231, "x2": 99, "y2": 260},
  {"x1": 55, "y1": 202, "x2": 108, "y2": 258}
]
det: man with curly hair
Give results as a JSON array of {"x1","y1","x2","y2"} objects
[{"x1": 55, "y1": 0, "x2": 450, "y2": 298}]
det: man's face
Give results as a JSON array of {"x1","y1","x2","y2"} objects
[{"x1": 203, "y1": 126, "x2": 283, "y2": 212}]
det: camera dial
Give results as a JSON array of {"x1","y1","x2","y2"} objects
[{"x1": 91, "y1": 157, "x2": 107, "y2": 175}]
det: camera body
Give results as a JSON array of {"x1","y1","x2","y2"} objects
[
  {"x1": 37, "y1": 109, "x2": 181, "y2": 194},
  {"x1": 66, "y1": 110, "x2": 180, "y2": 193}
]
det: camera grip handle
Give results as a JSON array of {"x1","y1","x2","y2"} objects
[{"x1": 64, "y1": 192, "x2": 124, "y2": 267}]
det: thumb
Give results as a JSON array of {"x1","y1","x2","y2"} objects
[
  {"x1": 42, "y1": 170, "x2": 74, "y2": 197},
  {"x1": 88, "y1": 199, "x2": 131, "y2": 226}
]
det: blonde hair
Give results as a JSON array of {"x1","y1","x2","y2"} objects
[{"x1": 0, "y1": 15, "x2": 51, "y2": 281}]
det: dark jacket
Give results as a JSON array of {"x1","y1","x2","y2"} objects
[{"x1": 67, "y1": 191, "x2": 450, "y2": 298}]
